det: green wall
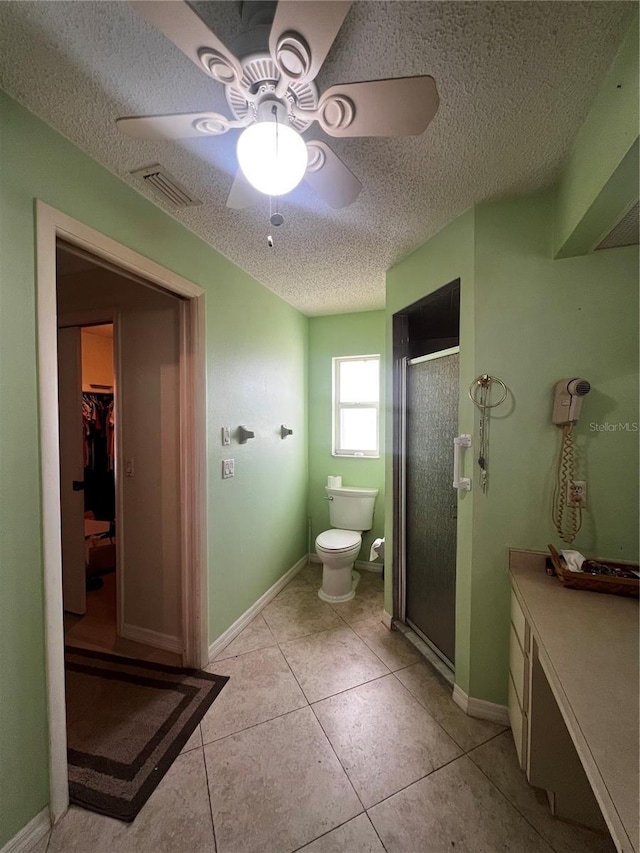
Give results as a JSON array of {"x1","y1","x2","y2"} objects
[
  {"x1": 308, "y1": 311, "x2": 385, "y2": 560},
  {"x1": 0, "y1": 92, "x2": 308, "y2": 846},
  {"x1": 207, "y1": 265, "x2": 308, "y2": 638},
  {"x1": 386, "y1": 209, "x2": 476, "y2": 694},
  {"x1": 554, "y1": 13, "x2": 639, "y2": 257},
  {"x1": 385, "y1": 195, "x2": 638, "y2": 708},
  {"x1": 471, "y1": 190, "x2": 638, "y2": 702}
]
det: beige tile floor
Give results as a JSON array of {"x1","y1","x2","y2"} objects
[{"x1": 40, "y1": 564, "x2": 615, "y2": 853}]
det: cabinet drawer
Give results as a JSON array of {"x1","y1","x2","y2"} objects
[
  {"x1": 508, "y1": 673, "x2": 527, "y2": 770},
  {"x1": 511, "y1": 590, "x2": 527, "y2": 649},
  {"x1": 509, "y1": 624, "x2": 527, "y2": 709}
]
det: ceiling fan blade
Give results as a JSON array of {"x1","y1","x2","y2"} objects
[
  {"x1": 116, "y1": 112, "x2": 246, "y2": 140},
  {"x1": 130, "y1": 1, "x2": 243, "y2": 87},
  {"x1": 269, "y1": 1, "x2": 351, "y2": 92},
  {"x1": 226, "y1": 170, "x2": 262, "y2": 210},
  {"x1": 315, "y1": 76, "x2": 439, "y2": 137},
  {"x1": 304, "y1": 141, "x2": 362, "y2": 209}
]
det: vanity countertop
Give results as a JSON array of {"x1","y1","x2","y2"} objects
[{"x1": 509, "y1": 549, "x2": 639, "y2": 853}]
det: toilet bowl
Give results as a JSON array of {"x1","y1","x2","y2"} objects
[
  {"x1": 315, "y1": 529, "x2": 362, "y2": 602},
  {"x1": 315, "y1": 484, "x2": 379, "y2": 603}
]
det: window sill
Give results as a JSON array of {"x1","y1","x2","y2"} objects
[{"x1": 332, "y1": 453, "x2": 380, "y2": 459}]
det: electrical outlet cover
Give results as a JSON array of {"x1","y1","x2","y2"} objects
[
  {"x1": 567, "y1": 480, "x2": 587, "y2": 507},
  {"x1": 222, "y1": 459, "x2": 235, "y2": 479}
]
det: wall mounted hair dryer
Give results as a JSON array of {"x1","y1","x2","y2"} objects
[
  {"x1": 551, "y1": 378, "x2": 591, "y2": 425},
  {"x1": 551, "y1": 377, "x2": 591, "y2": 544}
]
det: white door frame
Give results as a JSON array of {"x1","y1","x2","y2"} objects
[{"x1": 36, "y1": 201, "x2": 209, "y2": 824}]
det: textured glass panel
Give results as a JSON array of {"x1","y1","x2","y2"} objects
[
  {"x1": 339, "y1": 359, "x2": 379, "y2": 403},
  {"x1": 405, "y1": 353, "x2": 459, "y2": 664},
  {"x1": 339, "y1": 407, "x2": 377, "y2": 451}
]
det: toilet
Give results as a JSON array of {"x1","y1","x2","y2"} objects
[{"x1": 315, "y1": 485, "x2": 379, "y2": 602}]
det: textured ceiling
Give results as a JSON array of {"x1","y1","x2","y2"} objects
[{"x1": 0, "y1": 1, "x2": 633, "y2": 315}]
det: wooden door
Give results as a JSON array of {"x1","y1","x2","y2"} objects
[{"x1": 57, "y1": 326, "x2": 86, "y2": 615}]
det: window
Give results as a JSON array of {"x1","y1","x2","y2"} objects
[{"x1": 333, "y1": 354, "x2": 380, "y2": 457}]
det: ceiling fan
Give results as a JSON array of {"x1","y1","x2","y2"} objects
[{"x1": 117, "y1": 1, "x2": 439, "y2": 210}]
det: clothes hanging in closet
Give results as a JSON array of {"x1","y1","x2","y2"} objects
[
  {"x1": 82, "y1": 393, "x2": 115, "y2": 519},
  {"x1": 82, "y1": 393, "x2": 114, "y2": 471}
]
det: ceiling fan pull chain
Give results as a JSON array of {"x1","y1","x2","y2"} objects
[
  {"x1": 269, "y1": 191, "x2": 285, "y2": 230},
  {"x1": 272, "y1": 104, "x2": 280, "y2": 160}
]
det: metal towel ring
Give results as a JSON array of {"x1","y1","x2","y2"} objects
[
  {"x1": 468, "y1": 374, "x2": 507, "y2": 409},
  {"x1": 468, "y1": 374, "x2": 508, "y2": 495}
]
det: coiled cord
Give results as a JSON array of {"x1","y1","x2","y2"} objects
[{"x1": 552, "y1": 423, "x2": 582, "y2": 544}]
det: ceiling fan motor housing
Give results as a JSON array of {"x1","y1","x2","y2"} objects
[{"x1": 225, "y1": 52, "x2": 318, "y2": 132}]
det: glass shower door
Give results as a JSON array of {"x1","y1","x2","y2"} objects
[{"x1": 404, "y1": 350, "x2": 459, "y2": 667}]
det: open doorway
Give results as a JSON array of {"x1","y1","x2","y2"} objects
[
  {"x1": 57, "y1": 246, "x2": 186, "y2": 666},
  {"x1": 37, "y1": 202, "x2": 208, "y2": 823},
  {"x1": 60, "y1": 322, "x2": 123, "y2": 656}
]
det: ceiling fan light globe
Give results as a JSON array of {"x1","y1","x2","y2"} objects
[{"x1": 237, "y1": 121, "x2": 308, "y2": 197}]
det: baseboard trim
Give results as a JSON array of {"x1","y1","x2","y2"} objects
[
  {"x1": 208, "y1": 554, "x2": 308, "y2": 661},
  {"x1": 355, "y1": 559, "x2": 383, "y2": 574},
  {"x1": 381, "y1": 610, "x2": 393, "y2": 630},
  {"x1": 452, "y1": 684, "x2": 510, "y2": 726},
  {"x1": 120, "y1": 624, "x2": 182, "y2": 653},
  {"x1": 309, "y1": 553, "x2": 383, "y2": 574},
  {"x1": 0, "y1": 808, "x2": 50, "y2": 853}
]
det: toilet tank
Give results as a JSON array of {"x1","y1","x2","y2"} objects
[{"x1": 326, "y1": 486, "x2": 379, "y2": 532}]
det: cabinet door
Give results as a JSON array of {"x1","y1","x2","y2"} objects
[
  {"x1": 508, "y1": 673, "x2": 527, "y2": 769},
  {"x1": 511, "y1": 591, "x2": 527, "y2": 648},
  {"x1": 509, "y1": 625, "x2": 527, "y2": 709}
]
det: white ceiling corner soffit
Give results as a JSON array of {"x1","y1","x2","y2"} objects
[{"x1": 0, "y1": 1, "x2": 633, "y2": 314}]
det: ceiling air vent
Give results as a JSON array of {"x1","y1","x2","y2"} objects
[
  {"x1": 130, "y1": 164, "x2": 201, "y2": 208},
  {"x1": 595, "y1": 202, "x2": 639, "y2": 251}
]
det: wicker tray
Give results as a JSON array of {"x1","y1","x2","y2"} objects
[{"x1": 547, "y1": 545, "x2": 639, "y2": 598}]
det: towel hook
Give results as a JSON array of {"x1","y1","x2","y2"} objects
[{"x1": 237, "y1": 425, "x2": 255, "y2": 443}]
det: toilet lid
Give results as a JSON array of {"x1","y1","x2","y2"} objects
[{"x1": 316, "y1": 529, "x2": 361, "y2": 552}]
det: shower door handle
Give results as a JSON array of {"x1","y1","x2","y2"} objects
[{"x1": 453, "y1": 434, "x2": 472, "y2": 491}]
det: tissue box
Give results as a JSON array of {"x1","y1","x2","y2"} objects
[{"x1": 547, "y1": 545, "x2": 638, "y2": 598}]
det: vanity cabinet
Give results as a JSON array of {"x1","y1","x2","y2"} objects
[
  {"x1": 509, "y1": 551, "x2": 639, "y2": 852},
  {"x1": 507, "y1": 592, "x2": 529, "y2": 768},
  {"x1": 509, "y1": 585, "x2": 608, "y2": 834}
]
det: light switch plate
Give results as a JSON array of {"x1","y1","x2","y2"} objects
[
  {"x1": 222, "y1": 459, "x2": 235, "y2": 479},
  {"x1": 221, "y1": 427, "x2": 231, "y2": 446}
]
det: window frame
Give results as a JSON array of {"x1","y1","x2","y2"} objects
[{"x1": 332, "y1": 353, "x2": 381, "y2": 458}]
